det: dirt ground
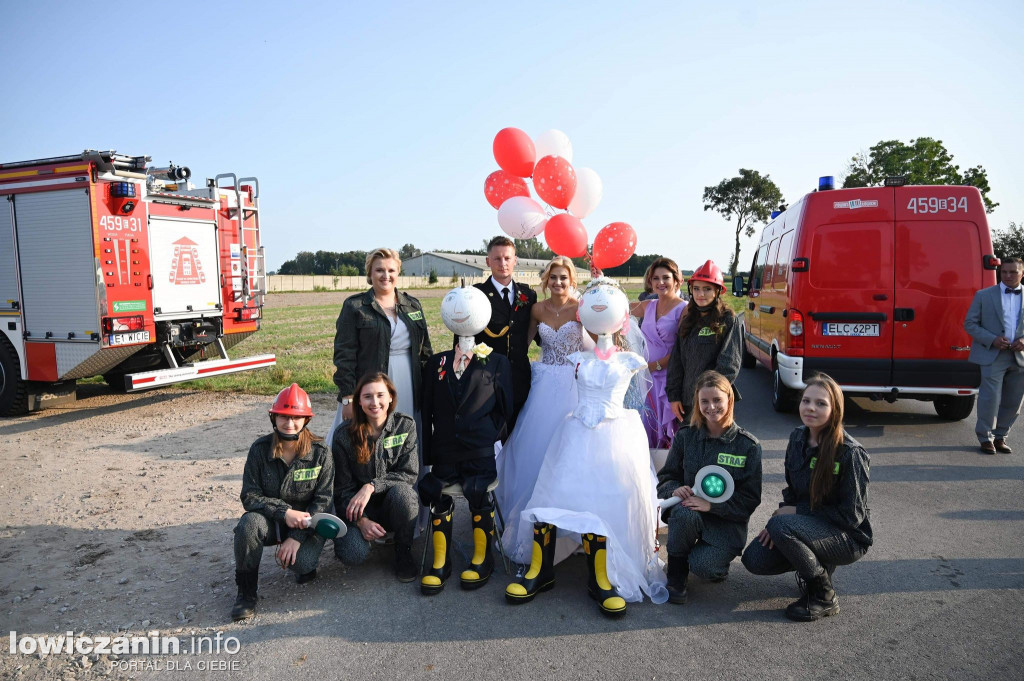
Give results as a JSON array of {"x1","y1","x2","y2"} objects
[{"x1": 0, "y1": 386, "x2": 345, "y2": 680}]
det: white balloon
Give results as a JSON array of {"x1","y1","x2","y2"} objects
[
  {"x1": 497, "y1": 196, "x2": 548, "y2": 240},
  {"x1": 579, "y1": 279, "x2": 629, "y2": 336},
  {"x1": 568, "y1": 167, "x2": 603, "y2": 219},
  {"x1": 533, "y1": 129, "x2": 573, "y2": 164}
]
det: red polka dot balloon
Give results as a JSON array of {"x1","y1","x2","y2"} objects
[
  {"x1": 533, "y1": 155, "x2": 577, "y2": 210},
  {"x1": 484, "y1": 170, "x2": 530, "y2": 209},
  {"x1": 591, "y1": 222, "x2": 637, "y2": 269}
]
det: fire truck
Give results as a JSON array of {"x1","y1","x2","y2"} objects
[{"x1": 0, "y1": 150, "x2": 276, "y2": 415}]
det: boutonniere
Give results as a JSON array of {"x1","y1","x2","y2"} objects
[
  {"x1": 471, "y1": 343, "x2": 493, "y2": 364},
  {"x1": 513, "y1": 291, "x2": 529, "y2": 312}
]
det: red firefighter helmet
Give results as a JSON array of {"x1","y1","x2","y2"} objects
[
  {"x1": 688, "y1": 259, "x2": 725, "y2": 290},
  {"x1": 269, "y1": 383, "x2": 313, "y2": 418}
]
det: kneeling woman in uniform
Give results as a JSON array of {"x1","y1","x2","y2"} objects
[
  {"x1": 742, "y1": 373, "x2": 872, "y2": 621},
  {"x1": 332, "y1": 372, "x2": 419, "y2": 582},
  {"x1": 232, "y1": 384, "x2": 334, "y2": 621},
  {"x1": 657, "y1": 370, "x2": 762, "y2": 604}
]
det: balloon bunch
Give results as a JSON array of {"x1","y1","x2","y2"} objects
[{"x1": 484, "y1": 127, "x2": 637, "y2": 269}]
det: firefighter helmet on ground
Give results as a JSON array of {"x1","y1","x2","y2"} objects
[
  {"x1": 269, "y1": 383, "x2": 314, "y2": 418},
  {"x1": 689, "y1": 259, "x2": 725, "y2": 290}
]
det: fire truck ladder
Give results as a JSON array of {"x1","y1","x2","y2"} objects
[{"x1": 215, "y1": 174, "x2": 266, "y2": 305}]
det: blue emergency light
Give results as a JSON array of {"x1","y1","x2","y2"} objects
[
  {"x1": 770, "y1": 210, "x2": 782, "y2": 219},
  {"x1": 110, "y1": 182, "x2": 136, "y2": 198},
  {"x1": 818, "y1": 176, "x2": 835, "y2": 191}
]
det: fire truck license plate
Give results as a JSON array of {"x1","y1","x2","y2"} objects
[
  {"x1": 822, "y1": 323, "x2": 879, "y2": 337},
  {"x1": 109, "y1": 331, "x2": 151, "y2": 346}
]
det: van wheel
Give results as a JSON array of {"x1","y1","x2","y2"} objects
[
  {"x1": 772, "y1": 364, "x2": 797, "y2": 413},
  {"x1": 741, "y1": 330, "x2": 757, "y2": 369},
  {"x1": 934, "y1": 395, "x2": 975, "y2": 421},
  {"x1": 103, "y1": 371, "x2": 129, "y2": 394},
  {"x1": 0, "y1": 336, "x2": 28, "y2": 416}
]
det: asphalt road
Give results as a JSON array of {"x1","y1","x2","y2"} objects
[{"x1": 199, "y1": 366, "x2": 1024, "y2": 681}]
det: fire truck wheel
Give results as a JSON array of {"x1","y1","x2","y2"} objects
[
  {"x1": 740, "y1": 326, "x2": 757, "y2": 369},
  {"x1": 103, "y1": 371, "x2": 129, "y2": 394},
  {"x1": 933, "y1": 395, "x2": 975, "y2": 421},
  {"x1": 0, "y1": 336, "x2": 28, "y2": 416},
  {"x1": 771, "y1": 363, "x2": 797, "y2": 413}
]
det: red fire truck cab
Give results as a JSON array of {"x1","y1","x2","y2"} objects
[
  {"x1": 0, "y1": 150, "x2": 276, "y2": 415},
  {"x1": 733, "y1": 177, "x2": 997, "y2": 420}
]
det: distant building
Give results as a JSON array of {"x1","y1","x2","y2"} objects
[{"x1": 402, "y1": 251, "x2": 550, "y2": 278}]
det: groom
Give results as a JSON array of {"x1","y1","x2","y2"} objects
[{"x1": 472, "y1": 236, "x2": 536, "y2": 433}]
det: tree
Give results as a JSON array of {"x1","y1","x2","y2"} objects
[
  {"x1": 602, "y1": 253, "x2": 664, "y2": 279},
  {"x1": 992, "y1": 221, "x2": 1024, "y2": 261},
  {"x1": 703, "y1": 169, "x2": 783, "y2": 277},
  {"x1": 842, "y1": 137, "x2": 997, "y2": 213},
  {"x1": 399, "y1": 243, "x2": 421, "y2": 260}
]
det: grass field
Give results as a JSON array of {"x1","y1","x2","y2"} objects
[{"x1": 185, "y1": 288, "x2": 748, "y2": 395}]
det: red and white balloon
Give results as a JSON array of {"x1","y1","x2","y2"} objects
[
  {"x1": 484, "y1": 170, "x2": 530, "y2": 210},
  {"x1": 533, "y1": 155, "x2": 577, "y2": 210},
  {"x1": 591, "y1": 222, "x2": 637, "y2": 269}
]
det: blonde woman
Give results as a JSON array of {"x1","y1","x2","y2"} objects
[
  {"x1": 328, "y1": 248, "x2": 433, "y2": 447},
  {"x1": 496, "y1": 256, "x2": 585, "y2": 566}
]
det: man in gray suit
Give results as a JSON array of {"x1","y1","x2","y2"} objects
[{"x1": 964, "y1": 257, "x2": 1024, "y2": 454}]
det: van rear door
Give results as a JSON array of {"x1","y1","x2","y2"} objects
[
  {"x1": 892, "y1": 186, "x2": 987, "y2": 388},
  {"x1": 802, "y1": 191, "x2": 895, "y2": 386}
]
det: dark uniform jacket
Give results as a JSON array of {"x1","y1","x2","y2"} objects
[
  {"x1": 781, "y1": 426, "x2": 873, "y2": 547},
  {"x1": 332, "y1": 289, "x2": 433, "y2": 411},
  {"x1": 421, "y1": 350, "x2": 513, "y2": 466},
  {"x1": 665, "y1": 310, "x2": 742, "y2": 407},
  {"x1": 240, "y1": 434, "x2": 334, "y2": 543},
  {"x1": 471, "y1": 280, "x2": 536, "y2": 417},
  {"x1": 657, "y1": 424, "x2": 762, "y2": 555},
  {"x1": 332, "y1": 412, "x2": 419, "y2": 510}
]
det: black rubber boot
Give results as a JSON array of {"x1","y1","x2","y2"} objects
[
  {"x1": 395, "y1": 544, "x2": 417, "y2": 583},
  {"x1": 460, "y1": 506, "x2": 495, "y2": 590},
  {"x1": 421, "y1": 499, "x2": 454, "y2": 595},
  {"x1": 666, "y1": 554, "x2": 689, "y2": 605},
  {"x1": 295, "y1": 568, "x2": 317, "y2": 585},
  {"x1": 785, "y1": 571, "x2": 840, "y2": 621},
  {"x1": 584, "y1": 534, "x2": 626, "y2": 617},
  {"x1": 230, "y1": 571, "x2": 258, "y2": 622},
  {"x1": 505, "y1": 523, "x2": 556, "y2": 604}
]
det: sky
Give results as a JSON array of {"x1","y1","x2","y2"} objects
[{"x1": 2, "y1": 1, "x2": 1021, "y2": 273}]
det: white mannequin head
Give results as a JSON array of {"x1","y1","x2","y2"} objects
[
  {"x1": 578, "y1": 277, "x2": 629, "y2": 336},
  {"x1": 441, "y1": 284, "x2": 490, "y2": 342}
]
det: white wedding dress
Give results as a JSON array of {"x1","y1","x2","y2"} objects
[
  {"x1": 496, "y1": 321, "x2": 583, "y2": 563},
  {"x1": 519, "y1": 349, "x2": 668, "y2": 604}
]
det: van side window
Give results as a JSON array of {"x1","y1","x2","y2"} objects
[
  {"x1": 765, "y1": 238, "x2": 781, "y2": 288},
  {"x1": 774, "y1": 231, "x2": 794, "y2": 291},
  {"x1": 751, "y1": 244, "x2": 769, "y2": 291}
]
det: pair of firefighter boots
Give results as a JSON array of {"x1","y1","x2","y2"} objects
[
  {"x1": 505, "y1": 522, "x2": 557, "y2": 604},
  {"x1": 231, "y1": 571, "x2": 258, "y2": 622},
  {"x1": 420, "y1": 499, "x2": 496, "y2": 595},
  {"x1": 666, "y1": 554, "x2": 689, "y2": 604},
  {"x1": 786, "y1": 570, "x2": 840, "y2": 621},
  {"x1": 505, "y1": 526, "x2": 626, "y2": 618}
]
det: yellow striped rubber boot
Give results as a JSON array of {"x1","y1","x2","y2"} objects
[
  {"x1": 420, "y1": 504, "x2": 453, "y2": 596},
  {"x1": 460, "y1": 507, "x2": 495, "y2": 590},
  {"x1": 584, "y1": 534, "x2": 626, "y2": 617},
  {"x1": 505, "y1": 523, "x2": 556, "y2": 604}
]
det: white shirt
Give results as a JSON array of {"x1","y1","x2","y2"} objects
[
  {"x1": 1000, "y1": 282, "x2": 1022, "y2": 341},
  {"x1": 490, "y1": 276, "x2": 515, "y2": 305}
]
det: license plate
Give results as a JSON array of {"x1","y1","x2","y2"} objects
[
  {"x1": 109, "y1": 331, "x2": 151, "y2": 346},
  {"x1": 822, "y1": 323, "x2": 879, "y2": 337}
]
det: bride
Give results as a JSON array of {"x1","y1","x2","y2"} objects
[{"x1": 496, "y1": 256, "x2": 583, "y2": 564}]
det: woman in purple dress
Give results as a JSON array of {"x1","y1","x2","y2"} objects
[{"x1": 632, "y1": 258, "x2": 686, "y2": 448}]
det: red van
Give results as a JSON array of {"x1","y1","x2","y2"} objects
[{"x1": 733, "y1": 179, "x2": 998, "y2": 419}]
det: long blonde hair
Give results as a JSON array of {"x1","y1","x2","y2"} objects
[{"x1": 540, "y1": 256, "x2": 578, "y2": 296}]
